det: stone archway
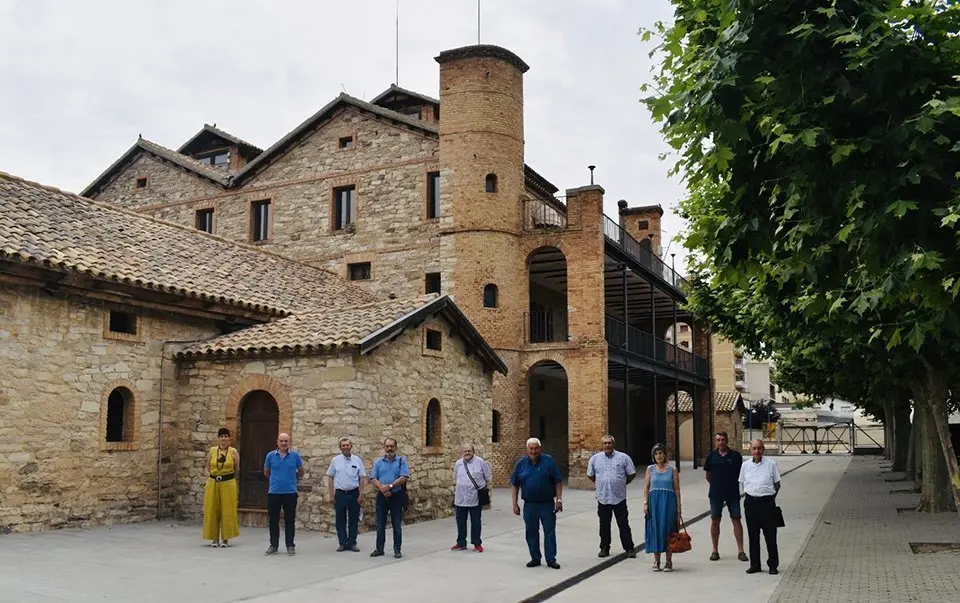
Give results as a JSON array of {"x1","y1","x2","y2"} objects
[
  {"x1": 224, "y1": 375, "x2": 293, "y2": 510},
  {"x1": 528, "y1": 360, "x2": 569, "y2": 477},
  {"x1": 237, "y1": 390, "x2": 279, "y2": 509}
]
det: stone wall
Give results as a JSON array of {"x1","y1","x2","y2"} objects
[
  {"x1": 174, "y1": 315, "x2": 493, "y2": 533},
  {"x1": 0, "y1": 283, "x2": 217, "y2": 533},
  {"x1": 95, "y1": 154, "x2": 223, "y2": 209}
]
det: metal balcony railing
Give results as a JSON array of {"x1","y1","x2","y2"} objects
[
  {"x1": 605, "y1": 315, "x2": 709, "y2": 378},
  {"x1": 526, "y1": 309, "x2": 568, "y2": 343},
  {"x1": 602, "y1": 215, "x2": 688, "y2": 291},
  {"x1": 523, "y1": 198, "x2": 567, "y2": 231}
]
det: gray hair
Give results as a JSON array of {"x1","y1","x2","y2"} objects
[
  {"x1": 526, "y1": 437, "x2": 542, "y2": 447},
  {"x1": 461, "y1": 443, "x2": 475, "y2": 452},
  {"x1": 651, "y1": 443, "x2": 666, "y2": 462},
  {"x1": 601, "y1": 434, "x2": 616, "y2": 444}
]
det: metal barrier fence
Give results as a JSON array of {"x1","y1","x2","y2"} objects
[{"x1": 765, "y1": 420, "x2": 886, "y2": 455}]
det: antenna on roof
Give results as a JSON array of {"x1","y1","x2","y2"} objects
[
  {"x1": 478, "y1": 0, "x2": 481, "y2": 44},
  {"x1": 395, "y1": 0, "x2": 400, "y2": 85}
]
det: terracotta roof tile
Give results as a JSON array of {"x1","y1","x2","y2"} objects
[
  {"x1": 0, "y1": 171, "x2": 373, "y2": 316},
  {"x1": 668, "y1": 391, "x2": 744, "y2": 413},
  {"x1": 178, "y1": 295, "x2": 437, "y2": 357}
]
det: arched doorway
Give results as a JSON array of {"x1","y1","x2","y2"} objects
[
  {"x1": 528, "y1": 361, "x2": 569, "y2": 477},
  {"x1": 238, "y1": 390, "x2": 279, "y2": 509}
]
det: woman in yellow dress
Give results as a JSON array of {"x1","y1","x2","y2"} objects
[{"x1": 202, "y1": 428, "x2": 240, "y2": 547}]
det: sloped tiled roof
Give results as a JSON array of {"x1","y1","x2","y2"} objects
[
  {"x1": 81, "y1": 137, "x2": 231, "y2": 197},
  {"x1": 370, "y1": 84, "x2": 440, "y2": 107},
  {"x1": 178, "y1": 294, "x2": 509, "y2": 375},
  {"x1": 668, "y1": 391, "x2": 745, "y2": 414},
  {"x1": 0, "y1": 171, "x2": 372, "y2": 316},
  {"x1": 180, "y1": 296, "x2": 429, "y2": 356}
]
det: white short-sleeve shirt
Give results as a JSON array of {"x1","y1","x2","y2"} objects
[{"x1": 738, "y1": 456, "x2": 781, "y2": 497}]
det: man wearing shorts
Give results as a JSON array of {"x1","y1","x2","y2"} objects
[{"x1": 703, "y1": 432, "x2": 747, "y2": 562}]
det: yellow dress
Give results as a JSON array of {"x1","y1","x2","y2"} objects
[{"x1": 202, "y1": 446, "x2": 240, "y2": 541}]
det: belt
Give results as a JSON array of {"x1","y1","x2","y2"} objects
[
  {"x1": 336, "y1": 488, "x2": 359, "y2": 493},
  {"x1": 210, "y1": 473, "x2": 236, "y2": 482}
]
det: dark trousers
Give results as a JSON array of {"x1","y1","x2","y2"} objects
[
  {"x1": 267, "y1": 493, "x2": 298, "y2": 549},
  {"x1": 375, "y1": 492, "x2": 404, "y2": 553},
  {"x1": 598, "y1": 500, "x2": 634, "y2": 552},
  {"x1": 335, "y1": 489, "x2": 361, "y2": 547},
  {"x1": 523, "y1": 501, "x2": 557, "y2": 563},
  {"x1": 744, "y1": 494, "x2": 779, "y2": 569},
  {"x1": 455, "y1": 505, "x2": 482, "y2": 546}
]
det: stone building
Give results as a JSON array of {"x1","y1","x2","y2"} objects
[
  {"x1": 82, "y1": 43, "x2": 717, "y2": 488},
  {"x1": 0, "y1": 172, "x2": 505, "y2": 533}
]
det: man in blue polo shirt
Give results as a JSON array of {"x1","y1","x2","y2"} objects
[
  {"x1": 263, "y1": 432, "x2": 304, "y2": 556},
  {"x1": 369, "y1": 437, "x2": 411, "y2": 559},
  {"x1": 511, "y1": 437, "x2": 563, "y2": 569},
  {"x1": 704, "y1": 431, "x2": 747, "y2": 562}
]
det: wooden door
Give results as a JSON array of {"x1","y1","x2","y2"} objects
[{"x1": 238, "y1": 391, "x2": 279, "y2": 508}]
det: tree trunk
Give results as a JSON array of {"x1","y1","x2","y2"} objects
[
  {"x1": 892, "y1": 397, "x2": 912, "y2": 473},
  {"x1": 920, "y1": 364, "x2": 960, "y2": 513},
  {"x1": 882, "y1": 398, "x2": 894, "y2": 461}
]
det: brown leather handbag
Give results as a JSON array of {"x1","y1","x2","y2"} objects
[{"x1": 668, "y1": 514, "x2": 692, "y2": 553}]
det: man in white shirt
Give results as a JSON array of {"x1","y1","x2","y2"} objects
[
  {"x1": 451, "y1": 444, "x2": 492, "y2": 552},
  {"x1": 587, "y1": 435, "x2": 637, "y2": 558},
  {"x1": 738, "y1": 439, "x2": 782, "y2": 575},
  {"x1": 326, "y1": 437, "x2": 367, "y2": 552}
]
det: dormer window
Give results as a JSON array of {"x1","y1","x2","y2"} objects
[
  {"x1": 196, "y1": 150, "x2": 229, "y2": 168},
  {"x1": 403, "y1": 107, "x2": 421, "y2": 119}
]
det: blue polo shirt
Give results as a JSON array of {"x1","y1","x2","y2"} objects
[
  {"x1": 704, "y1": 448, "x2": 743, "y2": 498},
  {"x1": 264, "y1": 449, "x2": 303, "y2": 494},
  {"x1": 510, "y1": 453, "x2": 562, "y2": 503},
  {"x1": 371, "y1": 455, "x2": 410, "y2": 494}
]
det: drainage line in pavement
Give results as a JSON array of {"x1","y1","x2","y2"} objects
[{"x1": 517, "y1": 459, "x2": 815, "y2": 603}]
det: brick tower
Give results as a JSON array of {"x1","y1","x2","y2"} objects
[{"x1": 435, "y1": 45, "x2": 530, "y2": 480}]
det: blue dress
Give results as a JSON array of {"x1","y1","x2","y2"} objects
[{"x1": 645, "y1": 464, "x2": 677, "y2": 553}]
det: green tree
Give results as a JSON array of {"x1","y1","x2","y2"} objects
[{"x1": 645, "y1": 0, "x2": 960, "y2": 514}]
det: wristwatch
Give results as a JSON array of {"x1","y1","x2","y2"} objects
[{"x1": 556, "y1": 498, "x2": 563, "y2": 502}]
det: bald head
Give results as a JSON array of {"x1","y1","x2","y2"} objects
[
  {"x1": 278, "y1": 433, "x2": 291, "y2": 451},
  {"x1": 750, "y1": 438, "x2": 764, "y2": 461}
]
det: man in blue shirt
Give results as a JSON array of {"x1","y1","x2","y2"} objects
[
  {"x1": 326, "y1": 436, "x2": 367, "y2": 552},
  {"x1": 704, "y1": 431, "x2": 747, "y2": 562},
  {"x1": 263, "y1": 432, "x2": 304, "y2": 555},
  {"x1": 369, "y1": 437, "x2": 411, "y2": 558},
  {"x1": 511, "y1": 437, "x2": 563, "y2": 569}
]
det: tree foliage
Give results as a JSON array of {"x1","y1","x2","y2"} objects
[{"x1": 643, "y1": 0, "x2": 960, "y2": 512}]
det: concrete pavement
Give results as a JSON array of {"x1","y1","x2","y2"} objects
[{"x1": 0, "y1": 455, "x2": 829, "y2": 603}]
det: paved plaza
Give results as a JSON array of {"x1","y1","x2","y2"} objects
[{"x1": 1, "y1": 455, "x2": 957, "y2": 603}]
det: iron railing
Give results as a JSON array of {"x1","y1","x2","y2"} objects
[
  {"x1": 605, "y1": 315, "x2": 708, "y2": 378},
  {"x1": 526, "y1": 309, "x2": 568, "y2": 343},
  {"x1": 602, "y1": 215, "x2": 688, "y2": 291},
  {"x1": 523, "y1": 198, "x2": 567, "y2": 231}
]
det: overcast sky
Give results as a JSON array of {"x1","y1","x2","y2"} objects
[{"x1": 0, "y1": 0, "x2": 689, "y2": 268}]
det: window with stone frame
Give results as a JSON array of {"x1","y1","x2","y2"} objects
[
  {"x1": 425, "y1": 398, "x2": 442, "y2": 448},
  {"x1": 195, "y1": 208, "x2": 215, "y2": 234},
  {"x1": 425, "y1": 328, "x2": 442, "y2": 351},
  {"x1": 103, "y1": 386, "x2": 136, "y2": 447},
  {"x1": 426, "y1": 171, "x2": 440, "y2": 219},
  {"x1": 251, "y1": 199, "x2": 271, "y2": 242},
  {"x1": 637, "y1": 219, "x2": 649, "y2": 230},
  {"x1": 348, "y1": 262, "x2": 371, "y2": 281},
  {"x1": 104, "y1": 309, "x2": 141, "y2": 343},
  {"x1": 485, "y1": 173, "x2": 498, "y2": 193},
  {"x1": 333, "y1": 186, "x2": 357, "y2": 230},
  {"x1": 338, "y1": 135, "x2": 355, "y2": 150},
  {"x1": 483, "y1": 283, "x2": 498, "y2": 308},
  {"x1": 425, "y1": 272, "x2": 441, "y2": 295},
  {"x1": 135, "y1": 177, "x2": 148, "y2": 189}
]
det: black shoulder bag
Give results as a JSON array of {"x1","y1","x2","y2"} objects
[{"x1": 464, "y1": 461, "x2": 491, "y2": 507}]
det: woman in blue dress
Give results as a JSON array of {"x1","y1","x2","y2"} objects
[{"x1": 644, "y1": 443, "x2": 681, "y2": 572}]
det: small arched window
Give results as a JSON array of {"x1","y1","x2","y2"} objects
[
  {"x1": 426, "y1": 398, "x2": 442, "y2": 447},
  {"x1": 485, "y1": 173, "x2": 498, "y2": 193},
  {"x1": 483, "y1": 283, "x2": 498, "y2": 308},
  {"x1": 105, "y1": 387, "x2": 134, "y2": 442},
  {"x1": 491, "y1": 410, "x2": 501, "y2": 443}
]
